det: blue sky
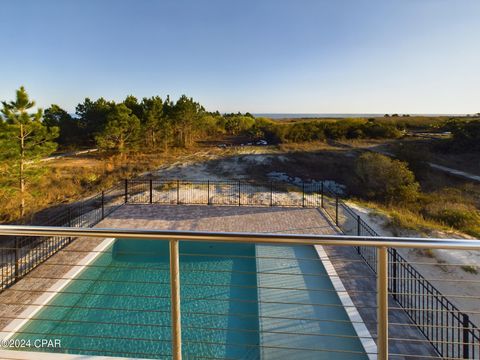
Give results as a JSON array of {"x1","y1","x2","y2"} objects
[{"x1": 1, "y1": 0, "x2": 479, "y2": 114}]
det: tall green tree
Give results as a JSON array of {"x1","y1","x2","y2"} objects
[
  {"x1": 95, "y1": 103, "x2": 140, "y2": 153},
  {"x1": 170, "y1": 95, "x2": 205, "y2": 147},
  {"x1": 0, "y1": 87, "x2": 58, "y2": 217},
  {"x1": 123, "y1": 95, "x2": 144, "y2": 119},
  {"x1": 75, "y1": 97, "x2": 114, "y2": 144},
  {"x1": 141, "y1": 96, "x2": 172, "y2": 150},
  {"x1": 44, "y1": 104, "x2": 79, "y2": 146}
]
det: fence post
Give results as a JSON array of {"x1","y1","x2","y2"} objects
[
  {"x1": 124, "y1": 179, "x2": 128, "y2": 203},
  {"x1": 101, "y1": 191, "x2": 105, "y2": 220},
  {"x1": 270, "y1": 182, "x2": 273, "y2": 206},
  {"x1": 302, "y1": 182, "x2": 305, "y2": 207},
  {"x1": 14, "y1": 237, "x2": 20, "y2": 282},
  {"x1": 357, "y1": 215, "x2": 361, "y2": 236},
  {"x1": 463, "y1": 313, "x2": 470, "y2": 359},
  {"x1": 392, "y1": 249, "x2": 398, "y2": 301},
  {"x1": 177, "y1": 180, "x2": 180, "y2": 205},
  {"x1": 238, "y1": 181, "x2": 241, "y2": 206},
  {"x1": 335, "y1": 195, "x2": 339, "y2": 226},
  {"x1": 149, "y1": 179, "x2": 153, "y2": 204},
  {"x1": 377, "y1": 247, "x2": 389, "y2": 360},
  {"x1": 320, "y1": 180, "x2": 324, "y2": 209},
  {"x1": 169, "y1": 239, "x2": 182, "y2": 360},
  {"x1": 68, "y1": 208, "x2": 73, "y2": 243},
  {"x1": 207, "y1": 180, "x2": 210, "y2": 205}
]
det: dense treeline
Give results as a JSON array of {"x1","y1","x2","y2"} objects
[
  {"x1": 443, "y1": 119, "x2": 480, "y2": 151},
  {"x1": 251, "y1": 117, "x2": 403, "y2": 143},
  {"x1": 3, "y1": 88, "x2": 479, "y2": 156},
  {"x1": 45, "y1": 95, "x2": 228, "y2": 151},
  {"x1": 27, "y1": 91, "x2": 480, "y2": 152}
]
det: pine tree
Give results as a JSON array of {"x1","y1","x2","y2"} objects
[
  {"x1": 1, "y1": 87, "x2": 59, "y2": 217},
  {"x1": 95, "y1": 103, "x2": 140, "y2": 153}
]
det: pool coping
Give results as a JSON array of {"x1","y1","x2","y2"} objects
[
  {"x1": 314, "y1": 245, "x2": 377, "y2": 360},
  {"x1": 0, "y1": 237, "x2": 116, "y2": 359}
]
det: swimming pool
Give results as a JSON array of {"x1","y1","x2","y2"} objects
[{"x1": 7, "y1": 239, "x2": 371, "y2": 359}]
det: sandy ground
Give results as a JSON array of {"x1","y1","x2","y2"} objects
[{"x1": 346, "y1": 201, "x2": 480, "y2": 326}]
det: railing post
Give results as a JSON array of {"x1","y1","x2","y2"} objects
[
  {"x1": 321, "y1": 181, "x2": 324, "y2": 208},
  {"x1": 124, "y1": 179, "x2": 128, "y2": 203},
  {"x1": 14, "y1": 237, "x2": 20, "y2": 282},
  {"x1": 238, "y1": 181, "x2": 241, "y2": 206},
  {"x1": 462, "y1": 313, "x2": 470, "y2": 359},
  {"x1": 377, "y1": 246, "x2": 389, "y2": 360},
  {"x1": 177, "y1": 180, "x2": 180, "y2": 205},
  {"x1": 357, "y1": 215, "x2": 361, "y2": 236},
  {"x1": 169, "y1": 239, "x2": 182, "y2": 360},
  {"x1": 270, "y1": 182, "x2": 273, "y2": 206},
  {"x1": 149, "y1": 179, "x2": 153, "y2": 204},
  {"x1": 302, "y1": 182, "x2": 305, "y2": 207},
  {"x1": 335, "y1": 195, "x2": 339, "y2": 226},
  {"x1": 392, "y1": 249, "x2": 398, "y2": 301},
  {"x1": 67, "y1": 208, "x2": 73, "y2": 243},
  {"x1": 207, "y1": 180, "x2": 210, "y2": 205},
  {"x1": 101, "y1": 191, "x2": 105, "y2": 220}
]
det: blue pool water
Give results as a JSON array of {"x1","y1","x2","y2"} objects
[
  {"x1": 11, "y1": 240, "x2": 370, "y2": 359},
  {"x1": 13, "y1": 239, "x2": 260, "y2": 359}
]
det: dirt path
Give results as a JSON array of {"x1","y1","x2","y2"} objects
[{"x1": 334, "y1": 139, "x2": 480, "y2": 183}]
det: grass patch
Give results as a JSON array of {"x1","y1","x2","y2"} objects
[
  {"x1": 0, "y1": 147, "x2": 213, "y2": 223},
  {"x1": 461, "y1": 265, "x2": 478, "y2": 274}
]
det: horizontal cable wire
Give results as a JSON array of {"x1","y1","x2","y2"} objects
[
  {"x1": 388, "y1": 291, "x2": 480, "y2": 300},
  {"x1": 8, "y1": 330, "x2": 378, "y2": 356},
  {"x1": 391, "y1": 260, "x2": 480, "y2": 268},
  {"x1": 9, "y1": 325, "x2": 377, "y2": 342},
  {"x1": 0, "y1": 302, "x2": 380, "y2": 325},
  {"x1": 389, "y1": 353, "x2": 471, "y2": 360},
  {"x1": 0, "y1": 315, "x2": 379, "y2": 335},
  {"x1": 389, "y1": 322, "x2": 477, "y2": 331},
  {"x1": 389, "y1": 337, "x2": 479, "y2": 346},
  {"x1": 6, "y1": 277, "x2": 378, "y2": 294},
  {"x1": 1, "y1": 246, "x2": 368, "y2": 263},
  {"x1": 388, "y1": 306, "x2": 480, "y2": 315},
  {"x1": 1, "y1": 262, "x2": 378, "y2": 279},
  {"x1": 0, "y1": 297, "x2": 380, "y2": 309}
]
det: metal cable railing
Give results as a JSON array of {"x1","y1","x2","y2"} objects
[
  {"x1": 0, "y1": 227, "x2": 479, "y2": 360},
  {"x1": 0, "y1": 182, "x2": 125, "y2": 290},
  {"x1": 320, "y1": 184, "x2": 480, "y2": 360}
]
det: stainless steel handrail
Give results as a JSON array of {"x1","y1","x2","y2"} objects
[
  {"x1": 1, "y1": 224, "x2": 479, "y2": 360},
  {"x1": 1, "y1": 225, "x2": 480, "y2": 249}
]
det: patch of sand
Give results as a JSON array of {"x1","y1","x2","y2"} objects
[{"x1": 345, "y1": 201, "x2": 480, "y2": 326}]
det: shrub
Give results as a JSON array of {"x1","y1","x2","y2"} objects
[
  {"x1": 394, "y1": 142, "x2": 432, "y2": 175},
  {"x1": 444, "y1": 119, "x2": 480, "y2": 152},
  {"x1": 355, "y1": 153, "x2": 420, "y2": 203},
  {"x1": 433, "y1": 208, "x2": 479, "y2": 229}
]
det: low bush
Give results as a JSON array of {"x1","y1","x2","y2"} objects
[{"x1": 355, "y1": 153, "x2": 420, "y2": 204}]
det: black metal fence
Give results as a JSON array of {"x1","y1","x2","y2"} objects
[
  {"x1": 1, "y1": 177, "x2": 479, "y2": 358},
  {"x1": 320, "y1": 183, "x2": 480, "y2": 359},
  {"x1": 0, "y1": 183, "x2": 125, "y2": 290},
  {"x1": 125, "y1": 179, "x2": 323, "y2": 208}
]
